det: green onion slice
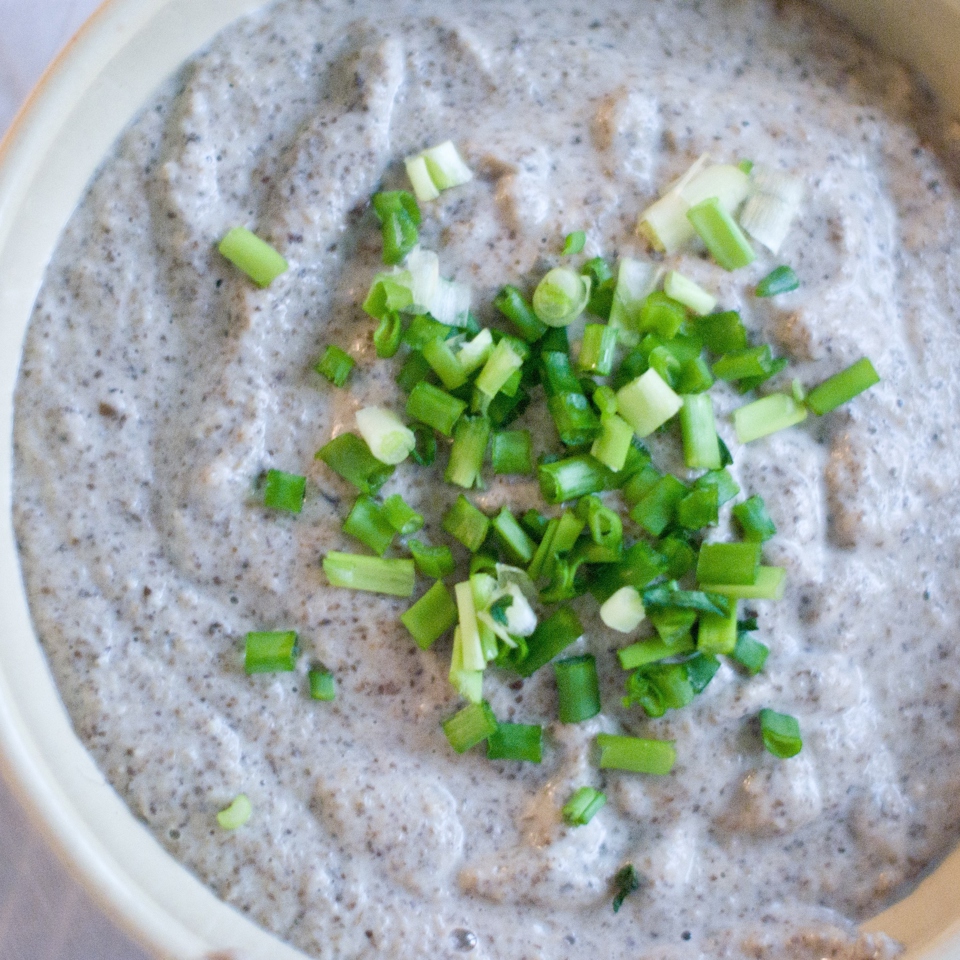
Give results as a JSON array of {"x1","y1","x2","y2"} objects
[
  {"x1": 263, "y1": 469, "x2": 306, "y2": 514},
  {"x1": 355, "y1": 406, "x2": 416, "y2": 465},
  {"x1": 758, "y1": 708, "x2": 803, "y2": 758},
  {"x1": 245, "y1": 630, "x2": 298, "y2": 674},
  {"x1": 597, "y1": 733, "x2": 676, "y2": 775},
  {"x1": 402, "y1": 581, "x2": 457, "y2": 650},
  {"x1": 533, "y1": 267, "x2": 591, "y2": 327},
  {"x1": 315, "y1": 345, "x2": 354, "y2": 387},
  {"x1": 308, "y1": 668, "x2": 336, "y2": 702},
  {"x1": 555, "y1": 654, "x2": 601, "y2": 723},
  {"x1": 323, "y1": 552, "x2": 416, "y2": 597},
  {"x1": 755, "y1": 265, "x2": 799, "y2": 297},
  {"x1": 486, "y1": 722, "x2": 543, "y2": 763},
  {"x1": 563, "y1": 786, "x2": 606, "y2": 826},
  {"x1": 805, "y1": 357, "x2": 880, "y2": 415},
  {"x1": 442, "y1": 701, "x2": 498, "y2": 754},
  {"x1": 217, "y1": 794, "x2": 252, "y2": 830},
  {"x1": 218, "y1": 227, "x2": 288, "y2": 287}
]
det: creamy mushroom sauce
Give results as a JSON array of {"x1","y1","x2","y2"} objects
[{"x1": 13, "y1": 0, "x2": 960, "y2": 957}]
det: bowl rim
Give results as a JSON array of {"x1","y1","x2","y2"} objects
[{"x1": 3, "y1": 1, "x2": 960, "y2": 958}]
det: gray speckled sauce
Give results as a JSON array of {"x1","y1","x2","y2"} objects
[{"x1": 12, "y1": 0, "x2": 960, "y2": 957}]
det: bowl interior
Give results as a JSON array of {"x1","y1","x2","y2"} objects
[{"x1": 1, "y1": 1, "x2": 960, "y2": 958}]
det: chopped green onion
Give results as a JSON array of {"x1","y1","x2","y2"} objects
[
  {"x1": 583, "y1": 256, "x2": 616, "y2": 319},
  {"x1": 696, "y1": 310, "x2": 748, "y2": 355},
  {"x1": 245, "y1": 630, "x2": 298, "y2": 674},
  {"x1": 697, "y1": 542, "x2": 762, "y2": 586},
  {"x1": 442, "y1": 701, "x2": 498, "y2": 754},
  {"x1": 576, "y1": 496, "x2": 622, "y2": 552},
  {"x1": 380, "y1": 208, "x2": 419, "y2": 265},
  {"x1": 593, "y1": 385, "x2": 618, "y2": 416},
  {"x1": 395, "y1": 351, "x2": 433, "y2": 394},
  {"x1": 732, "y1": 632, "x2": 770, "y2": 674},
  {"x1": 315, "y1": 433, "x2": 394, "y2": 494},
  {"x1": 362, "y1": 272, "x2": 413, "y2": 319},
  {"x1": 445, "y1": 415, "x2": 490, "y2": 489},
  {"x1": 308, "y1": 668, "x2": 336, "y2": 701},
  {"x1": 513, "y1": 605, "x2": 583, "y2": 678},
  {"x1": 755, "y1": 265, "x2": 799, "y2": 297},
  {"x1": 522, "y1": 509, "x2": 550, "y2": 540},
  {"x1": 411, "y1": 424, "x2": 437, "y2": 466},
  {"x1": 455, "y1": 580, "x2": 486, "y2": 671},
  {"x1": 712, "y1": 344, "x2": 778, "y2": 383},
  {"x1": 555, "y1": 655, "x2": 601, "y2": 723},
  {"x1": 315, "y1": 345, "x2": 354, "y2": 387},
  {"x1": 217, "y1": 794, "x2": 252, "y2": 831},
  {"x1": 493, "y1": 285, "x2": 547, "y2": 342},
  {"x1": 475, "y1": 339, "x2": 525, "y2": 401},
  {"x1": 732, "y1": 495, "x2": 777, "y2": 542},
  {"x1": 686, "y1": 652, "x2": 721, "y2": 693},
  {"x1": 642, "y1": 585, "x2": 730, "y2": 617},
  {"x1": 608, "y1": 258, "x2": 661, "y2": 345},
  {"x1": 419, "y1": 140, "x2": 474, "y2": 191},
  {"x1": 533, "y1": 267, "x2": 591, "y2": 327},
  {"x1": 590, "y1": 414, "x2": 633, "y2": 472},
  {"x1": 623, "y1": 662, "x2": 694, "y2": 717},
  {"x1": 676, "y1": 486, "x2": 719, "y2": 531},
  {"x1": 402, "y1": 581, "x2": 457, "y2": 650},
  {"x1": 408, "y1": 539, "x2": 456, "y2": 579},
  {"x1": 708, "y1": 566, "x2": 786, "y2": 601},
  {"x1": 488, "y1": 386, "x2": 531, "y2": 428},
  {"x1": 541, "y1": 350, "x2": 583, "y2": 397},
  {"x1": 372, "y1": 189, "x2": 421, "y2": 226},
  {"x1": 629, "y1": 474, "x2": 687, "y2": 536},
  {"x1": 492, "y1": 507, "x2": 537, "y2": 565},
  {"x1": 491, "y1": 429, "x2": 533, "y2": 475},
  {"x1": 262, "y1": 469, "x2": 306, "y2": 514},
  {"x1": 563, "y1": 786, "x2": 607, "y2": 826},
  {"x1": 218, "y1": 227, "x2": 288, "y2": 287},
  {"x1": 679, "y1": 394, "x2": 721, "y2": 470},
  {"x1": 806, "y1": 357, "x2": 880, "y2": 414},
  {"x1": 578, "y1": 324, "x2": 618, "y2": 375},
  {"x1": 733, "y1": 393, "x2": 808, "y2": 443},
  {"x1": 612, "y1": 864, "x2": 641, "y2": 913},
  {"x1": 486, "y1": 722, "x2": 543, "y2": 763},
  {"x1": 382, "y1": 494, "x2": 424, "y2": 536},
  {"x1": 562, "y1": 230, "x2": 587, "y2": 255},
  {"x1": 548, "y1": 392, "x2": 601, "y2": 446},
  {"x1": 758, "y1": 708, "x2": 803, "y2": 758},
  {"x1": 616, "y1": 369, "x2": 683, "y2": 438},
  {"x1": 538, "y1": 454, "x2": 615, "y2": 504},
  {"x1": 443, "y1": 495, "x2": 490, "y2": 552},
  {"x1": 659, "y1": 535, "x2": 696, "y2": 579},
  {"x1": 406, "y1": 381, "x2": 466, "y2": 436},
  {"x1": 694, "y1": 468, "x2": 740, "y2": 506},
  {"x1": 676, "y1": 356, "x2": 715, "y2": 394},
  {"x1": 686, "y1": 196, "x2": 755, "y2": 270},
  {"x1": 373, "y1": 312, "x2": 403, "y2": 358},
  {"x1": 597, "y1": 733, "x2": 676, "y2": 775},
  {"x1": 648, "y1": 607, "x2": 697, "y2": 647},
  {"x1": 663, "y1": 270, "x2": 717, "y2": 315},
  {"x1": 449, "y1": 626, "x2": 483, "y2": 704},
  {"x1": 696, "y1": 602, "x2": 738, "y2": 655},
  {"x1": 591, "y1": 541, "x2": 668, "y2": 603},
  {"x1": 617, "y1": 634, "x2": 695, "y2": 670},
  {"x1": 402, "y1": 313, "x2": 448, "y2": 349},
  {"x1": 356, "y1": 406, "x2": 416, "y2": 465},
  {"x1": 342, "y1": 495, "x2": 396, "y2": 555},
  {"x1": 527, "y1": 517, "x2": 560, "y2": 582},
  {"x1": 422, "y1": 336, "x2": 468, "y2": 390},
  {"x1": 323, "y1": 552, "x2": 416, "y2": 597},
  {"x1": 637, "y1": 291, "x2": 687, "y2": 339},
  {"x1": 457, "y1": 328, "x2": 495, "y2": 375}
]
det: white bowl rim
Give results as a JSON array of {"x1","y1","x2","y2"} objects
[{"x1": 2, "y1": 1, "x2": 960, "y2": 958}]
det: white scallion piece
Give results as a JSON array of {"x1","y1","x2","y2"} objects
[
  {"x1": 470, "y1": 572, "x2": 498, "y2": 610},
  {"x1": 421, "y1": 140, "x2": 474, "y2": 191},
  {"x1": 637, "y1": 189, "x2": 694, "y2": 254},
  {"x1": 355, "y1": 406, "x2": 416, "y2": 465},
  {"x1": 532, "y1": 267, "x2": 591, "y2": 327},
  {"x1": 404, "y1": 154, "x2": 440, "y2": 202},
  {"x1": 739, "y1": 166, "x2": 804, "y2": 253},
  {"x1": 455, "y1": 581, "x2": 486, "y2": 672},
  {"x1": 608, "y1": 258, "x2": 661, "y2": 346},
  {"x1": 663, "y1": 270, "x2": 717, "y2": 316},
  {"x1": 658, "y1": 152, "x2": 711, "y2": 198},
  {"x1": 495, "y1": 563, "x2": 539, "y2": 603},
  {"x1": 600, "y1": 586, "x2": 646, "y2": 633},
  {"x1": 429, "y1": 277, "x2": 472, "y2": 327},
  {"x1": 615, "y1": 368, "x2": 683, "y2": 438},
  {"x1": 475, "y1": 339, "x2": 524, "y2": 398},
  {"x1": 680, "y1": 163, "x2": 751, "y2": 213},
  {"x1": 405, "y1": 247, "x2": 440, "y2": 310}
]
